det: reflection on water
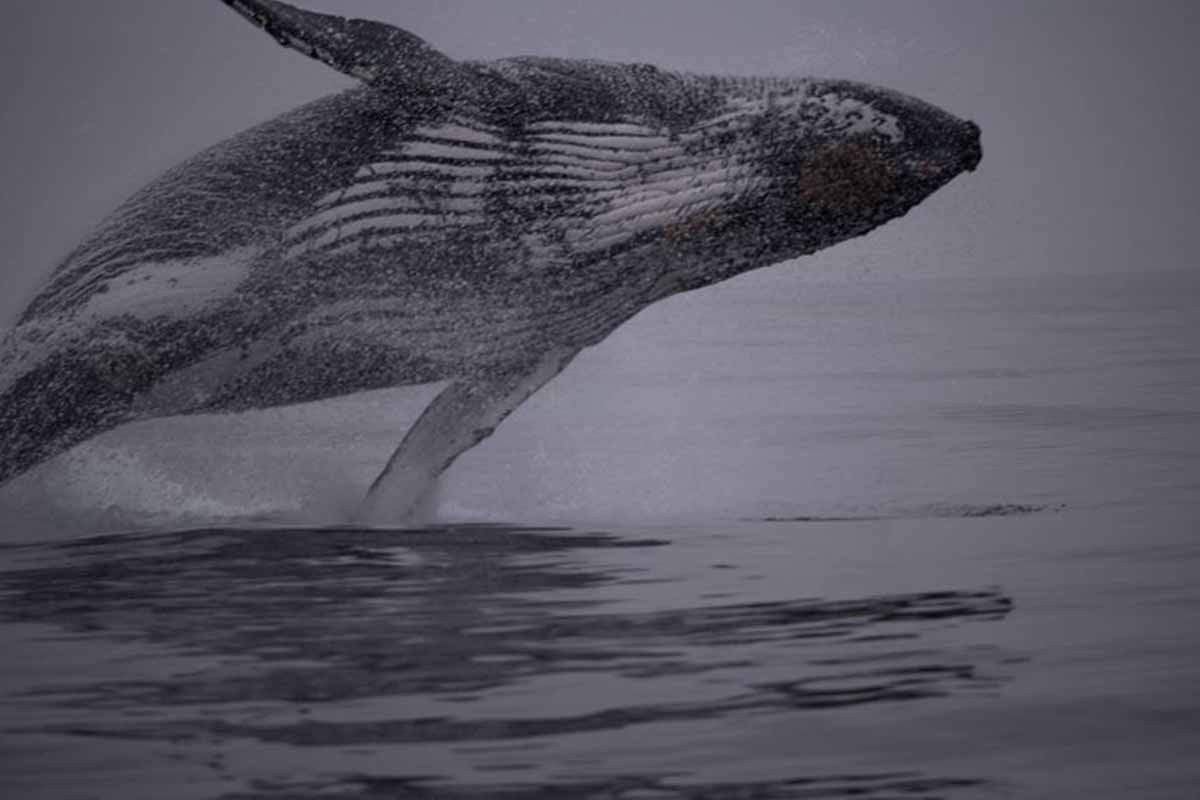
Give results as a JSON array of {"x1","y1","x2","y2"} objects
[
  {"x1": 239, "y1": 773, "x2": 987, "y2": 799},
  {"x1": 0, "y1": 525, "x2": 1012, "y2": 799}
]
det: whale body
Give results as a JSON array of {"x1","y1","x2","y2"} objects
[{"x1": 0, "y1": 0, "x2": 981, "y2": 520}]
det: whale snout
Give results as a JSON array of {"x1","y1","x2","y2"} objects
[
  {"x1": 958, "y1": 120, "x2": 983, "y2": 173},
  {"x1": 886, "y1": 98, "x2": 982, "y2": 180},
  {"x1": 811, "y1": 79, "x2": 982, "y2": 181}
]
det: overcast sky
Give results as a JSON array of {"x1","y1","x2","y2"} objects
[{"x1": 1, "y1": 1, "x2": 1197, "y2": 325}]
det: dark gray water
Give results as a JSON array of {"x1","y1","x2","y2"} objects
[{"x1": 2, "y1": 271, "x2": 1198, "y2": 798}]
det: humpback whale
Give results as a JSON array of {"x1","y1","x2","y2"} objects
[{"x1": 0, "y1": 0, "x2": 981, "y2": 521}]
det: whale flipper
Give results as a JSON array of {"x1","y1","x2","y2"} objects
[
  {"x1": 359, "y1": 348, "x2": 578, "y2": 524},
  {"x1": 221, "y1": 0, "x2": 458, "y2": 87}
]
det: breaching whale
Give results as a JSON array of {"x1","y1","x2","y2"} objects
[{"x1": 0, "y1": 0, "x2": 981, "y2": 521}]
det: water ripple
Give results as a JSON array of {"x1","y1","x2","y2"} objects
[{"x1": 0, "y1": 525, "x2": 1013, "y2": 798}]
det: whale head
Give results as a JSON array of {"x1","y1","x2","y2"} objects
[
  {"x1": 459, "y1": 67, "x2": 983, "y2": 295},
  {"x1": 654, "y1": 76, "x2": 982, "y2": 288}
]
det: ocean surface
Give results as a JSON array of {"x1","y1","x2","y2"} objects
[{"x1": 1, "y1": 269, "x2": 1198, "y2": 798}]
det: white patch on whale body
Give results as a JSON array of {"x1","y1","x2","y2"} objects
[
  {"x1": 0, "y1": 247, "x2": 258, "y2": 398},
  {"x1": 416, "y1": 121, "x2": 508, "y2": 146},
  {"x1": 73, "y1": 246, "x2": 258, "y2": 324},
  {"x1": 812, "y1": 92, "x2": 903, "y2": 142},
  {"x1": 693, "y1": 89, "x2": 902, "y2": 145},
  {"x1": 399, "y1": 141, "x2": 511, "y2": 161}
]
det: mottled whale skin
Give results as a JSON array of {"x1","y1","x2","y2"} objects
[{"x1": 0, "y1": 0, "x2": 981, "y2": 520}]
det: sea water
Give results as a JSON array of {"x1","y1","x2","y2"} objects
[{"x1": 1, "y1": 269, "x2": 1198, "y2": 798}]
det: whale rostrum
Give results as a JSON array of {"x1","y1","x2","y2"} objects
[{"x1": 0, "y1": 0, "x2": 981, "y2": 521}]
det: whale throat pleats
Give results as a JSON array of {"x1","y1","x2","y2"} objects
[{"x1": 283, "y1": 114, "x2": 751, "y2": 267}]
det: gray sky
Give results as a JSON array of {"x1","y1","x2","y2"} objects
[{"x1": 1, "y1": 1, "x2": 1197, "y2": 325}]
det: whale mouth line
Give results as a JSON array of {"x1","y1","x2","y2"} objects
[{"x1": 907, "y1": 155, "x2": 965, "y2": 182}]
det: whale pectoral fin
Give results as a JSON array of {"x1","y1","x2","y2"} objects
[
  {"x1": 220, "y1": 0, "x2": 458, "y2": 87},
  {"x1": 358, "y1": 346, "x2": 579, "y2": 525}
]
